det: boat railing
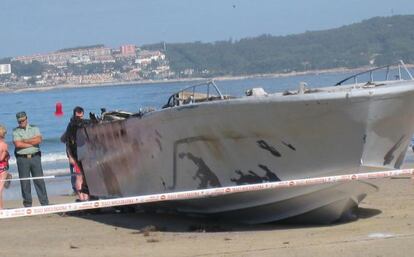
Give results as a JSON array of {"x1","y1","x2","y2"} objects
[
  {"x1": 335, "y1": 60, "x2": 414, "y2": 86},
  {"x1": 163, "y1": 80, "x2": 226, "y2": 108}
]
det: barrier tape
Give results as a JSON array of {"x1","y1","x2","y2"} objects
[
  {"x1": 1, "y1": 175, "x2": 57, "y2": 182},
  {"x1": 1, "y1": 168, "x2": 413, "y2": 219},
  {"x1": 0, "y1": 174, "x2": 76, "y2": 182}
]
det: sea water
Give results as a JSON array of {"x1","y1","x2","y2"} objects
[{"x1": 1, "y1": 70, "x2": 412, "y2": 201}]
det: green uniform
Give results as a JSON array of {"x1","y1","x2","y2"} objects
[
  {"x1": 12, "y1": 124, "x2": 41, "y2": 155},
  {"x1": 12, "y1": 124, "x2": 48, "y2": 207}
]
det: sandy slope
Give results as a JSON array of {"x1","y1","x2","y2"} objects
[{"x1": 1, "y1": 171, "x2": 414, "y2": 257}]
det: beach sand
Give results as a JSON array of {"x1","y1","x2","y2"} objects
[{"x1": 1, "y1": 169, "x2": 414, "y2": 257}]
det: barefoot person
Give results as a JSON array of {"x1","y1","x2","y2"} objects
[
  {"x1": 13, "y1": 112, "x2": 49, "y2": 207},
  {"x1": 0, "y1": 124, "x2": 11, "y2": 209}
]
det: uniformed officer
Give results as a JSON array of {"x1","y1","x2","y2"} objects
[{"x1": 13, "y1": 111, "x2": 49, "y2": 207}]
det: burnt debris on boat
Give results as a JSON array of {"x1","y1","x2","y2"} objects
[{"x1": 77, "y1": 60, "x2": 414, "y2": 224}]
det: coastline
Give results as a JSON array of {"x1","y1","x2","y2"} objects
[{"x1": 0, "y1": 66, "x2": 369, "y2": 94}]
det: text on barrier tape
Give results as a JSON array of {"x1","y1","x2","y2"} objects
[{"x1": 1, "y1": 168, "x2": 413, "y2": 219}]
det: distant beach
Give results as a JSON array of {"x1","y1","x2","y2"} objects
[{"x1": 0, "y1": 66, "x2": 368, "y2": 94}]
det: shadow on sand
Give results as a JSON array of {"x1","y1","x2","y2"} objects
[
  {"x1": 65, "y1": 205, "x2": 383, "y2": 233},
  {"x1": 355, "y1": 207, "x2": 382, "y2": 219}
]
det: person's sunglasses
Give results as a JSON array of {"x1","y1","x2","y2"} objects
[{"x1": 18, "y1": 118, "x2": 27, "y2": 124}]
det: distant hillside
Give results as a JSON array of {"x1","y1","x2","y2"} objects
[
  {"x1": 143, "y1": 15, "x2": 414, "y2": 76},
  {"x1": 57, "y1": 44, "x2": 105, "y2": 52}
]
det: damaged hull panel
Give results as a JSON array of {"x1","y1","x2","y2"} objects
[{"x1": 77, "y1": 73, "x2": 414, "y2": 224}]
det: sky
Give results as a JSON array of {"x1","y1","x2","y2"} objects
[{"x1": 1, "y1": 0, "x2": 414, "y2": 58}]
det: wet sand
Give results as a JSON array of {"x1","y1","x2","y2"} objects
[{"x1": 1, "y1": 169, "x2": 414, "y2": 257}]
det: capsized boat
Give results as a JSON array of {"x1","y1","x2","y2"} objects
[{"x1": 77, "y1": 61, "x2": 414, "y2": 224}]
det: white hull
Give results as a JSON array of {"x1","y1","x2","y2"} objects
[
  {"x1": 78, "y1": 78, "x2": 414, "y2": 223},
  {"x1": 168, "y1": 181, "x2": 377, "y2": 224}
]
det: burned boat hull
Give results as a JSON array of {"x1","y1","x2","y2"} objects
[
  {"x1": 168, "y1": 180, "x2": 377, "y2": 224},
  {"x1": 78, "y1": 76, "x2": 414, "y2": 223}
]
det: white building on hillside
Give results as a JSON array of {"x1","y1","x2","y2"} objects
[
  {"x1": 135, "y1": 51, "x2": 166, "y2": 66},
  {"x1": 0, "y1": 64, "x2": 11, "y2": 75}
]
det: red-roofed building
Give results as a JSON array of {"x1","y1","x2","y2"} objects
[{"x1": 120, "y1": 44, "x2": 137, "y2": 57}]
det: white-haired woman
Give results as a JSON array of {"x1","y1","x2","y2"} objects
[{"x1": 0, "y1": 124, "x2": 11, "y2": 209}]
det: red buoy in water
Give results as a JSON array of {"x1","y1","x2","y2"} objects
[{"x1": 54, "y1": 102, "x2": 63, "y2": 117}]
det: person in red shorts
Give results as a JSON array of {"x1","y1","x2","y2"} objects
[{"x1": 0, "y1": 124, "x2": 12, "y2": 209}]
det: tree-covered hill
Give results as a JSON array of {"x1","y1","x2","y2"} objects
[{"x1": 143, "y1": 15, "x2": 414, "y2": 77}]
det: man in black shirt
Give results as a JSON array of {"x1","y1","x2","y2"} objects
[{"x1": 63, "y1": 106, "x2": 89, "y2": 201}]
